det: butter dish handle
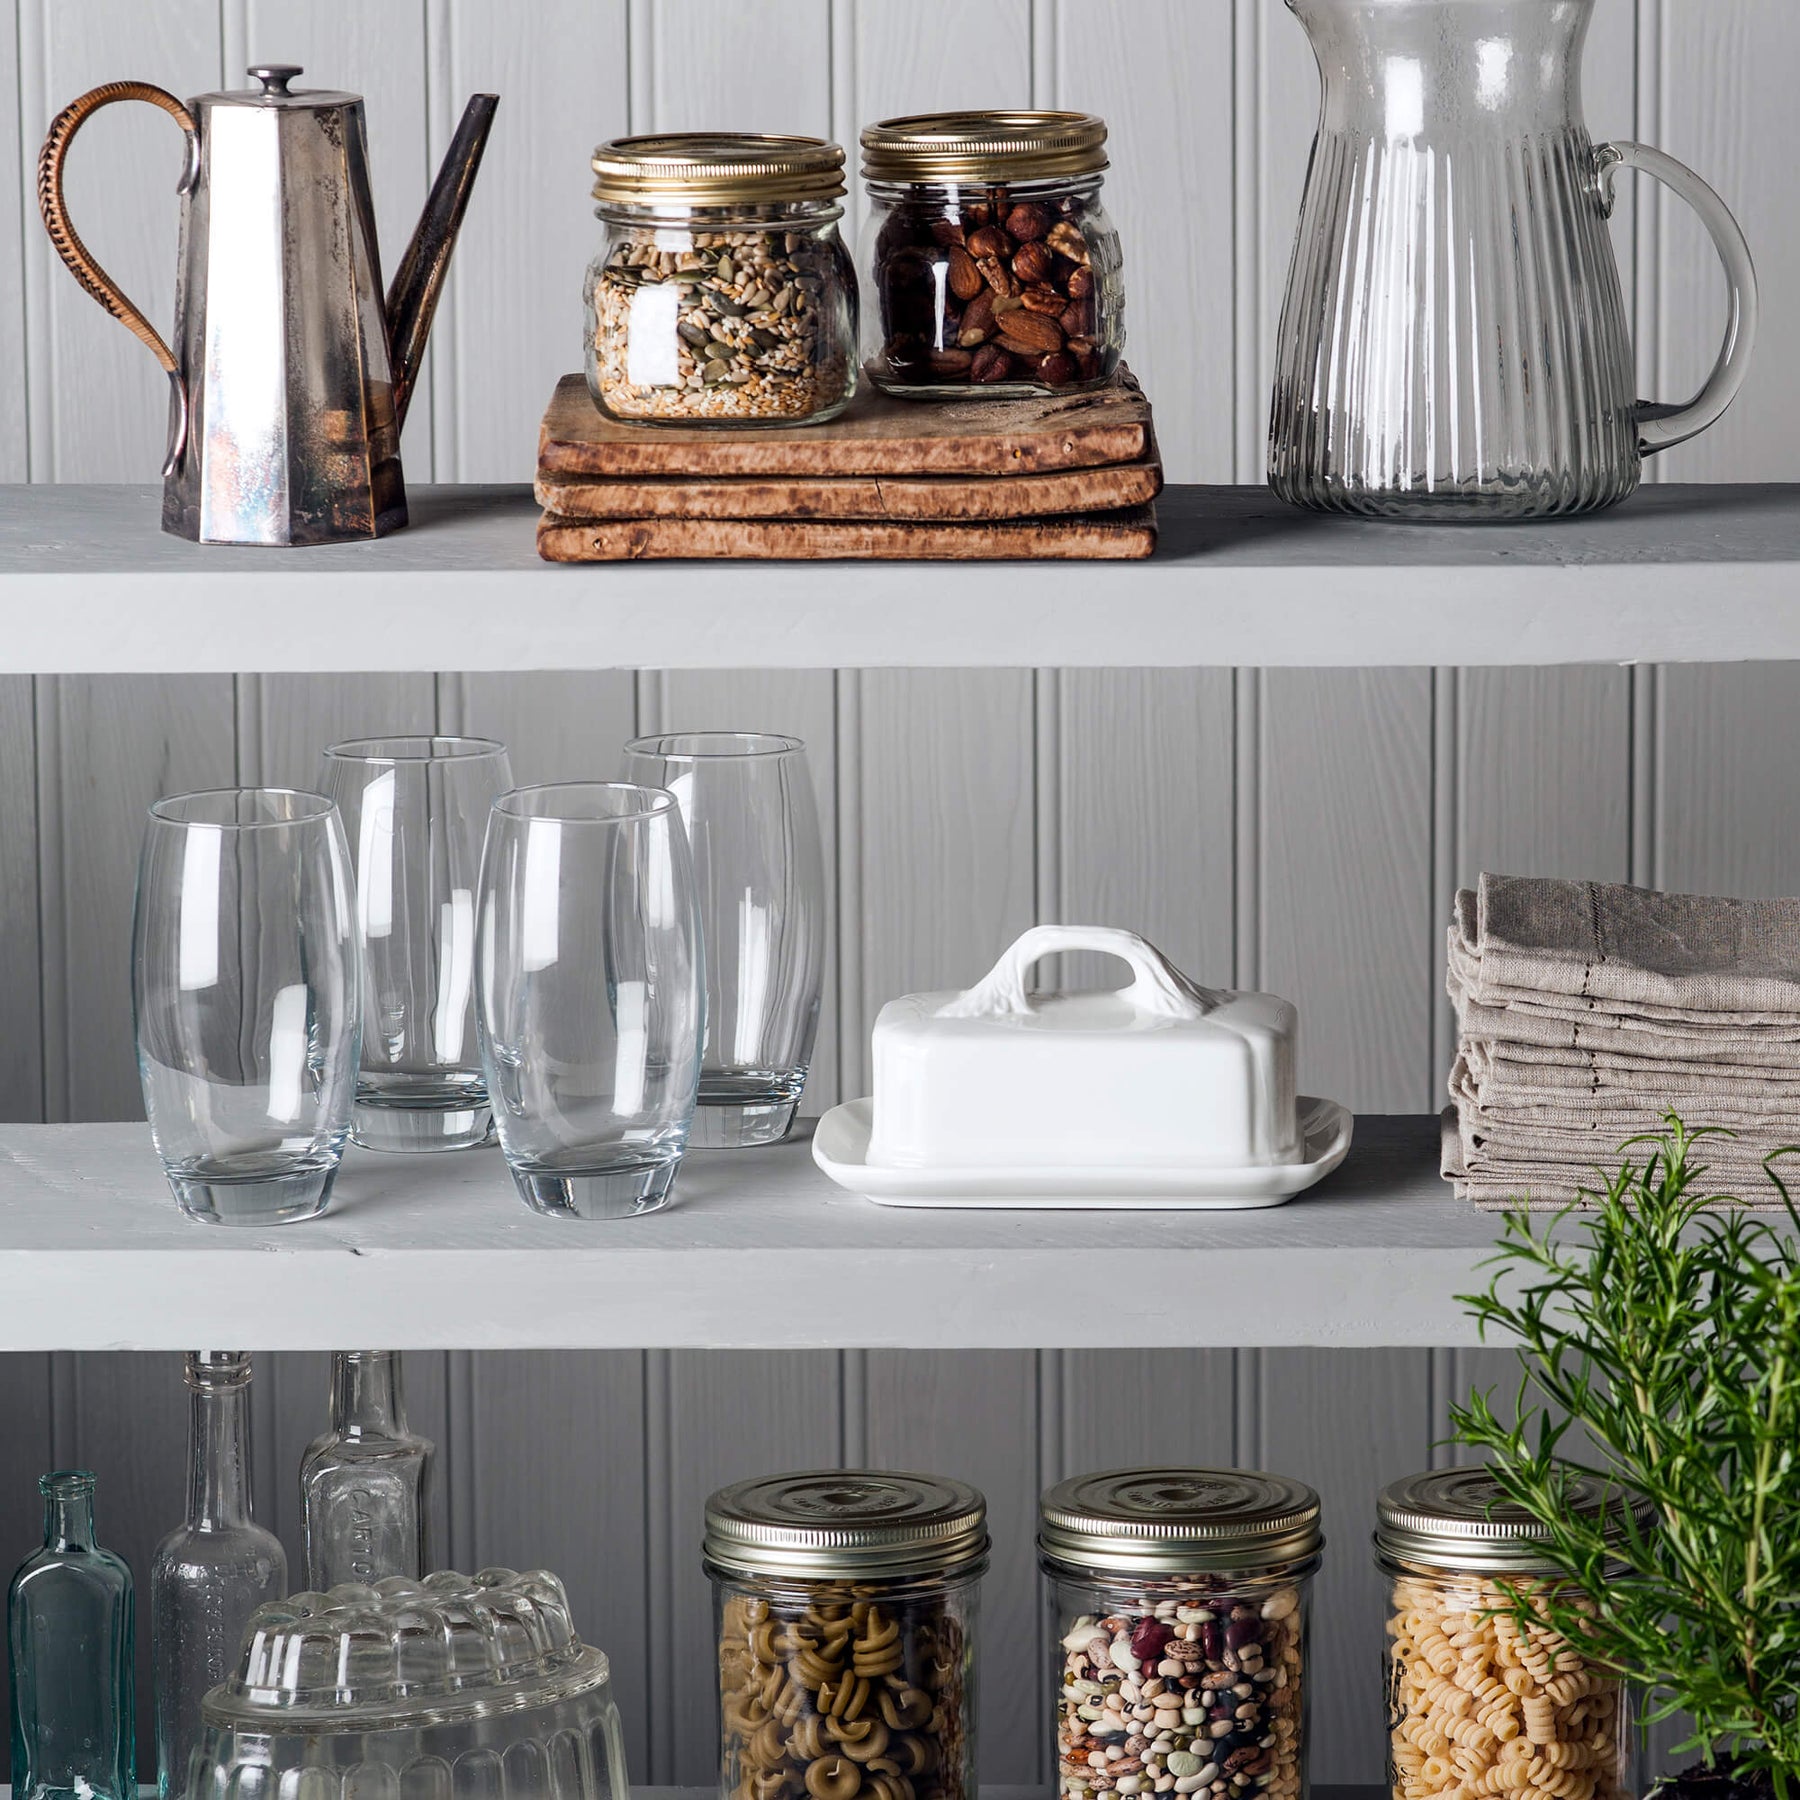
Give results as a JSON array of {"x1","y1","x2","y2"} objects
[{"x1": 937, "y1": 925, "x2": 1222, "y2": 1022}]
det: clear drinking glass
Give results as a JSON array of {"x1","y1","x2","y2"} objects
[
  {"x1": 299, "y1": 1350, "x2": 433, "y2": 1590},
  {"x1": 8, "y1": 1472, "x2": 135, "y2": 1800},
  {"x1": 132, "y1": 789, "x2": 360, "y2": 1226},
  {"x1": 476, "y1": 782, "x2": 704, "y2": 1218},
  {"x1": 320, "y1": 736, "x2": 514, "y2": 1153},
  {"x1": 151, "y1": 1353, "x2": 287, "y2": 1800},
  {"x1": 620, "y1": 734, "x2": 824, "y2": 1147}
]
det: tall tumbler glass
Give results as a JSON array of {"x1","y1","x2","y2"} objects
[
  {"x1": 320, "y1": 735, "x2": 514, "y2": 1153},
  {"x1": 132, "y1": 790, "x2": 360, "y2": 1226},
  {"x1": 620, "y1": 733, "x2": 825, "y2": 1147},
  {"x1": 477, "y1": 782, "x2": 704, "y2": 1218}
]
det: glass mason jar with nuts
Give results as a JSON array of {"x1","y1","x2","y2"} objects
[
  {"x1": 859, "y1": 111, "x2": 1124, "y2": 398},
  {"x1": 705, "y1": 1470, "x2": 987, "y2": 1800},
  {"x1": 1376, "y1": 1469, "x2": 1639, "y2": 1800},
  {"x1": 586, "y1": 134, "x2": 859, "y2": 427},
  {"x1": 1039, "y1": 1468, "x2": 1320, "y2": 1800}
]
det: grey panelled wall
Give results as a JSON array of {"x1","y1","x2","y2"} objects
[{"x1": 1, "y1": 0, "x2": 1798, "y2": 1787}]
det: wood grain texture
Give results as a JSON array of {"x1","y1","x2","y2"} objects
[
  {"x1": 644, "y1": 0, "x2": 832, "y2": 136},
  {"x1": 1258, "y1": 1349, "x2": 1433, "y2": 1785},
  {"x1": 539, "y1": 374, "x2": 1154, "y2": 477},
  {"x1": 23, "y1": 0, "x2": 221, "y2": 480},
  {"x1": 0, "y1": 679, "x2": 43, "y2": 1122},
  {"x1": 437, "y1": 672, "x2": 639, "y2": 785},
  {"x1": 537, "y1": 506, "x2": 1158, "y2": 561},
  {"x1": 863, "y1": 1351, "x2": 1043, "y2": 1783},
  {"x1": 659, "y1": 1351, "x2": 842, "y2": 1782},
  {"x1": 235, "y1": 674, "x2": 437, "y2": 787},
  {"x1": 0, "y1": 5, "x2": 28, "y2": 480},
  {"x1": 642, "y1": 671, "x2": 841, "y2": 1113},
  {"x1": 431, "y1": 0, "x2": 627, "y2": 482},
  {"x1": 1258, "y1": 670, "x2": 1436, "y2": 1113},
  {"x1": 37, "y1": 674, "x2": 236, "y2": 1121}
]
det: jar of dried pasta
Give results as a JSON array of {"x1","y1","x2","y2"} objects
[
  {"x1": 1038, "y1": 1468, "x2": 1321, "y2": 1800},
  {"x1": 586, "y1": 134, "x2": 858, "y2": 425},
  {"x1": 705, "y1": 1470, "x2": 987, "y2": 1800},
  {"x1": 1376, "y1": 1470, "x2": 1638, "y2": 1800}
]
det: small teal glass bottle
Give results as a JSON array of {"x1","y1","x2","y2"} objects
[{"x1": 7, "y1": 1470, "x2": 135, "y2": 1800}]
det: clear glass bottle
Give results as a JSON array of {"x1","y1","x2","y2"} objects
[
  {"x1": 704, "y1": 1470, "x2": 988, "y2": 1800},
  {"x1": 151, "y1": 1352, "x2": 287, "y2": 1800},
  {"x1": 8, "y1": 1472, "x2": 135, "y2": 1800},
  {"x1": 299, "y1": 1350, "x2": 433, "y2": 1590},
  {"x1": 860, "y1": 111, "x2": 1124, "y2": 398},
  {"x1": 586, "y1": 133, "x2": 858, "y2": 427},
  {"x1": 1039, "y1": 1468, "x2": 1322, "y2": 1800},
  {"x1": 1376, "y1": 1470, "x2": 1635, "y2": 1800}
]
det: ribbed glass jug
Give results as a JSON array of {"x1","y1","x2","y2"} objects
[{"x1": 1269, "y1": 0, "x2": 1758, "y2": 518}]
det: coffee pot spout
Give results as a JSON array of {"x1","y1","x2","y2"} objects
[{"x1": 385, "y1": 93, "x2": 498, "y2": 432}]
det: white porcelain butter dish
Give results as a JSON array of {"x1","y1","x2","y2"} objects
[{"x1": 867, "y1": 927, "x2": 1300, "y2": 1170}]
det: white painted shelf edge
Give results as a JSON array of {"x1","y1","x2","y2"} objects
[
  {"x1": 1, "y1": 484, "x2": 1796, "y2": 672},
  {"x1": 0, "y1": 1115, "x2": 1541, "y2": 1352}
]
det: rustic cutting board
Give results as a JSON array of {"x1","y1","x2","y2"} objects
[
  {"x1": 536, "y1": 504, "x2": 1157, "y2": 562},
  {"x1": 537, "y1": 370, "x2": 1153, "y2": 479}
]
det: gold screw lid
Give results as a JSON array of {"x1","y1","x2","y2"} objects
[
  {"x1": 860, "y1": 110, "x2": 1108, "y2": 185},
  {"x1": 592, "y1": 132, "x2": 846, "y2": 207},
  {"x1": 1375, "y1": 1468, "x2": 1653, "y2": 1574},
  {"x1": 703, "y1": 1470, "x2": 989, "y2": 1580},
  {"x1": 1039, "y1": 1468, "x2": 1323, "y2": 1575}
]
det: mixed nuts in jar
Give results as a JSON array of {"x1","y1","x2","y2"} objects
[
  {"x1": 860, "y1": 111, "x2": 1124, "y2": 398},
  {"x1": 705, "y1": 1470, "x2": 987, "y2": 1800},
  {"x1": 1040, "y1": 1468, "x2": 1320, "y2": 1800},
  {"x1": 1376, "y1": 1470, "x2": 1639, "y2": 1800},
  {"x1": 586, "y1": 134, "x2": 858, "y2": 426}
]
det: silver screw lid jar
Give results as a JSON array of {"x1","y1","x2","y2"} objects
[
  {"x1": 1039, "y1": 1470, "x2": 1320, "y2": 1800},
  {"x1": 1374, "y1": 1466, "x2": 1648, "y2": 1573},
  {"x1": 705, "y1": 1471, "x2": 987, "y2": 1800}
]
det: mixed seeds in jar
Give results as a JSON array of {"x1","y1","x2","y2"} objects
[
  {"x1": 859, "y1": 111, "x2": 1124, "y2": 398},
  {"x1": 1376, "y1": 1470, "x2": 1639, "y2": 1800},
  {"x1": 1039, "y1": 1468, "x2": 1321, "y2": 1800},
  {"x1": 586, "y1": 134, "x2": 858, "y2": 426},
  {"x1": 704, "y1": 1470, "x2": 987, "y2": 1800}
]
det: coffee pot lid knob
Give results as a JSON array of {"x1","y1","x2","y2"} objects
[{"x1": 247, "y1": 65, "x2": 302, "y2": 96}]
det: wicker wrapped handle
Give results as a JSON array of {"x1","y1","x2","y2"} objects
[{"x1": 37, "y1": 80, "x2": 199, "y2": 377}]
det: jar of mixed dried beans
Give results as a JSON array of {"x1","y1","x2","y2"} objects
[
  {"x1": 1376, "y1": 1470, "x2": 1639, "y2": 1800},
  {"x1": 859, "y1": 111, "x2": 1124, "y2": 397},
  {"x1": 705, "y1": 1470, "x2": 987, "y2": 1800},
  {"x1": 1039, "y1": 1469, "x2": 1320, "y2": 1800},
  {"x1": 586, "y1": 133, "x2": 858, "y2": 425}
]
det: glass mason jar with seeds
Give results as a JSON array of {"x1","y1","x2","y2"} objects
[
  {"x1": 704, "y1": 1470, "x2": 987, "y2": 1800},
  {"x1": 860, "y1": 111, "x2": 1124, "y2": 398},
  {"x1": 1039, "y1": 1468, "x2": 1321, "y2": 1800},
  {"x1": 586, "y1": 134, "x2": 858, "y2": 426},
  {"x1": 1376, "y1": 1470, "x2": 1638, "y2": 1800}
]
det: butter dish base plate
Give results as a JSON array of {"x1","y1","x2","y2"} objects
[{"x1": 811, "y1": 1095, "x2": 1353, "y2": 1209}]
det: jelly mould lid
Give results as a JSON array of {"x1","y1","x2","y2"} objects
[
  {"x1": 1040, "y1": 1468, "x2": 1323, "y2": 1574},
  {"x1": 201, "y1": 1568, "x2": 609, "y2": 1726}
]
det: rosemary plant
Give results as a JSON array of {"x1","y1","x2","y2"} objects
[{"x1": 1452, "y1": 1116, "x2": 1800, "y2": 1793}]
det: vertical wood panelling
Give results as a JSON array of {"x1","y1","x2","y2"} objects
[
  {"x1": 1052, "y1": 1, "x2": 1236, "y2": 482},
  {"x1": 660, "y1": 1351, "x2": 841, "y2": 1783},
  {"x1": 1059, "y1": 1351, "x2": 1238, "y2": 1474},
  {"x1": 644, "y1": 0, "x2": 832, "y2": 136},
  {"x1": 0, "y1": 1352, "x2": 56, "y2": 1767},
  {"x1": 38, "y1": 675, "x2": 236, "y2": 1122},
  {"x1": 1653, "y1": 2, "x2": 1798, "y2": 483},
  {"x1": 0, "y1": 0, "x2": 29, "y2": 480},
  {"x1": 1259, "y1": 1350, "x2": 1433, "y2": 1785},
  {"x1": 1259, "y1": 670, "x2": 1436, "y2": 1113},
  {"x1": 236, "y1": 674, "x2": 437, "y2": 787},
  {"x1": 863, "y1": 1351, "x2": 1043, "y2": 1783},
  {"x1": 21, "y1": 0, "x2": 222, "y2": 480},
  {"x1": 0, "y1": 680, "x2": 43, "y2": 1122},
  {"x1": 430, "y1": 0, "x2": 629, "y2": 481},
  {"x1": 437, "y1": 672, "x2": 638, "y2": 784}
]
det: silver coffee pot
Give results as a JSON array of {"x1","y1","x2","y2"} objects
[{"x1": 38, "y1": 67, "x2": 497, "y2": 544}]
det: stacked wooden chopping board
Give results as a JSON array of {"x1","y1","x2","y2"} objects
[{"x1": 535, "y1": 370, "x2": 1161, "y2": 560}]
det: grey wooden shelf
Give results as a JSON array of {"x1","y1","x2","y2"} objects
[
  {"x1": 0, "y1": 1114, "x2": 1538, "y2": 1352},
  {"x1": 0, "y1": 483, "x2": 1794, "y2": 672}
]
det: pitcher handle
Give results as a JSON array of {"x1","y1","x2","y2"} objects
[
  {"x1": 37, "y1": 81, "x2": 200, "y2": 474},
  {"x1": 1596, "y1": 141, "x2": 1758, "y2": 458}
]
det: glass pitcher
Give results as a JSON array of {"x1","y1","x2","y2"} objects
[{"x1": 1269, "y1": 0, "x2": 1758, "y2": 519}]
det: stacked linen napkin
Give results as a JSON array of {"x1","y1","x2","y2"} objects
[{"x1": 1444, "y1": 874, "x2": 1800, "y2": 1209}]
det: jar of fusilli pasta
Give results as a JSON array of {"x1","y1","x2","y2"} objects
[
  {"x1": 1375, "y1": 1470, "x2": 1637, "y2": 1800},
  {"x1": 1038, "y1": 1468, "x2": 1322, "y2": 1800}
]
